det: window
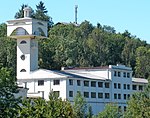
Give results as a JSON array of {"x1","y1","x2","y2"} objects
[
  {"x1": 77, "y1": 80, "x2": 81, "y2": 86},
  {"x1": 118, "y1": 106, "x2": 121, "y2": 111},
  {"x1": 118, "y1": 71, "x2": 121, "y2": 77},
  {"x1": 53, "y1": 80, "x2": 60, "y2": 85},
  {"x1": 124, "y1": 84, "x2": 126, "y2": 89},
  {"x1": 11, "y1": 27, "x2": 29, "y2": 36},
  {"x1": 124, "y1": 106, "x2": 127, "y2": 111},
  {"x1": 20, "y1": 69, "x2": 26, "y2": 72},
  {"x1": 127, "y1": 94, "x2": 130, "y2": 99},
  {"x1": 114, "y1": 83, "x2": 117, "y2": 89},
  {"x1": 123, "y1": 72, "x2": 126, "y2": 77},
  {"x1": 98, "y1": 82, "x2": 103, "y2": 87},
  {"x1": 127, "y1": 73, "x2": 130, "y2": 78},
  {"x1": 114, "y1": 93, "x2": 117, "y2": 99},
  {"x1": 98, "y1": 93, "x2": 103, "y2": 98},
  {"x1": 105, "y1": 93, "x2": 110, "y2": 99},
  {"x1": 105, "y1": 82, "x2": 110, "y2": 88},
  {"x1": 132, "y1": 85, "x2": 137, "y2": 90},
  {"x1": 84, "y1": 81, "x2": 89, "y2": 87},
  {"x1": 20, "y1": 40, "x2": 27, "y2": 44},
  {"x1": 127, "y1": 84, "x2": 130, "y2": 90},
  {"x1": 118, "y1": 83, "x2": 121, "y2": 89},
  {"x1": 84, "y1": 92, "x2": 89, "y2": 98},
  {"x1": 114, "y1": 71, "x2": 117, "y2": 76},
  {"x1": 91, "y1": 92, "x2": 96, "y2": 98},
  {"x1": 124, "y1": 94, "x2": 127, "y2": 100},
  {"x1": 91, "y1": 81, "x2": 96, "y2": 87},
  {"x1": 69, "y1": 79, "x2": 73, "y2": 85},
  {"x1": 69, "y1": 91, "x2": 73, "y2": 97},
  {"x1": 54, "y1": 91, "x2": 59, "y2": 97},
  {"x1": 118, "y1": 94, "x2": 121, "y2": 99},
  {"x1": 139, "y1": 85, "x2": 143, "y2": 91},
  {"x1": 20, "y1": 55, "x2": 25, "y2": 60},
  {"x1": 38, "y1": 80, "x2": 44, "y2": 86}
]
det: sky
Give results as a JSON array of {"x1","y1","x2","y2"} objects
[{"x1": 0, "y1": 0, "x2": 150, "y2": 43}]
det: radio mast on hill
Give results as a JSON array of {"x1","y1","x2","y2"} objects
[{"x1": 75, "y1": 5, "x2": 78, "y2": 24}]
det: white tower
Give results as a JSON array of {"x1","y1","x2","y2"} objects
[{"x1": 7, "y1": 7, "x2": 48, "y2": 79}]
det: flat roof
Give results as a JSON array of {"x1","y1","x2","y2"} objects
[{"x1": 132, "y1": 78, "x2": 148, "y2": 84}]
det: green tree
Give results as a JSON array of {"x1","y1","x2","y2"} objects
[
  {"x1": 0, "y1": 67, "x2": 20, "y2": 118},
  {"x1": 34, "y1": 1, "x2": 53, "y2": 28},
  {"x1": 97, "y1": 103, "x2": 121, "y2": 118},
  {"x1": 15, "y1": 4, "x2": 28, "y2": 18},
  {"x1": 73, "y1": 92, "x2": 87, "y2": 118},
  {"x1": 135, "y1": 46, "x2": 150, "y2": 79},
  {"x1": 18, "y1": 91, "x2": 74, "y2": 118},
  {"x1": 86, "y1": 105, "x2": 93, "y2": 118},
  {"x1": 124, "y1": 79, "x2": 150, "y2": 118},
  {"x1": 0, "y1": 23, "x2": 7, "y2": 37}
]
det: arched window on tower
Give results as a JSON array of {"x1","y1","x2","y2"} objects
[
  {"x1": 34, "y1": 27, "x2": 45, "y2": 37},
  {"x1": 10, "y1": 27, "x2": 29, "y2": 36},
  {"x1": 20, "y1": 69, "x2": 26, "y2": 72},
  {"x1": 20, "y1": 40, "x2": 27, "y2": 44}
]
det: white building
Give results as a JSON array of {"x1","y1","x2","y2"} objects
[{"x1": 7, "y1": 7, "x2": 148, "y2": 115}]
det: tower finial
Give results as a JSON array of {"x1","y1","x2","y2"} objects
[
  {"x1": 75, "y1": 5, "x2": 78, "y2": 24},
  {"x1": 23, "y1": 7, "x2": 31, "y2": 18}
]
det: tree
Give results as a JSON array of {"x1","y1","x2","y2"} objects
[
  {"x1": 86, "y1": 105, "x2": 93, "y2": 118},
  {"x1": 124, "y1": 79, "x2": 150, "y2": 118},
  {"x1": 0, "y1": 67, "x2": 20, "y2": 118},
  {"x1": 73, "y1": 92, "x2": 87, "y2": 118},
  {"x1": 135, "y1": 46, "x2": 150, "y2": 79},
  {"x1": 0, "y1": 23, "x2": 7, "y2": 37},
  {"x1": 18, "y1": 91, "x2": 74, "y2": 118},
  {"x1": 97, "y1": 103, "x2": 122, "y2": 118},
  {"x1": 34, "y1": 1, "x2": 53, "y2": 28},
  {"x1": 15, "y1": 4, "x2": 28, "y2": 19}
]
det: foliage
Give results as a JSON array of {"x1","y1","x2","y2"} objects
[
  {"x1": 14, "y1": 2, "x2": 54, "y2": 28},
  {"x1": 14, "y1": 4, "x2": 34, "y2": 19},
  {"x1": 135, "y1": 46, "x2": 150, "y2": 78},
  {"x1": 18, "y1": 91, "x2": 74, "y2": 118},
  {"x1": 34, "y1": 1, "x2": 54, "y2": 28},
  {"x1": 124, "y1": 78, "x2": 150, "y2": 118},
  {"x1": 73, "y1": 92, "x2": 87, "y2": 118},
  {"x1": 0, "y1": 67, "x2": 20, "y2": 118},
  {"x1": 96, "y1": 103, "x2": 122, "y2": 118},
  {"x1": 0, "y1": 37, "x2": 16, "y2": 77}
]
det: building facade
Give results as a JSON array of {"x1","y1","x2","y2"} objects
[{"x1": 7, "y1": 7, "x2": 148, "y2": 115}]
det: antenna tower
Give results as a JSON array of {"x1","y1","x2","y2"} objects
[{"x1": 75, "y1": 5, "x2": 78, "y2": 24}]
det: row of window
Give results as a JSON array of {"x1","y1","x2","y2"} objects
[
  {"x1": 37, "y1": 80, "x2": 144, "y2": 91},
  {"x1": 132, "y1": 84, "x2": 143, "y2": 90},
  {"x1": 114, "y1": 93, "x2": 130, "y2": 100},
  {"x1": 69, "y1": 79, "x2": 110, "y2": 88},
  {"x1": 69, "y1": 91, "x2": 131, "y2": 100},
  {"x1": 114, "y1": 71, "x2": 130, "y2": 78},
  {"x1": 69, "y1": 91, "x2": 110, "y2": 99}
]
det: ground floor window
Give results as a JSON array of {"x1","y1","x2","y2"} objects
[{"x1": 69, "y1": 91, "x2": 73, "y2": 97}]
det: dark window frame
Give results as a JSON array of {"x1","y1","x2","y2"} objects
[
  {"x1": 38, "y1": 80, "x2": 44, "y2": 86},
  {"x1": 53, "y1": 80, "x2": 60, "y2": 85},
  {"x1": 91, "y1": 92, "x2": 96, "y2": 98},
  {"x1": 77, "y1": 80, "x2": 81, "y2": 86},
  {"x1": 69, "y1": 79, "x2": 73, "y2": 85},
  {"x1": 69, "y1": 91, "x2": 73, "y2": 97},
  {"x1": 91, "y1": 81, "x2": 96, "y2": 87},
  {"x1": 84, "y1": 81, "x2": 89, "y2": 87}
]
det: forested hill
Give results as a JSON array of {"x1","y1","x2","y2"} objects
[{"x1": 0, "y1": 21, "x2": 150, "y2": 79}]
